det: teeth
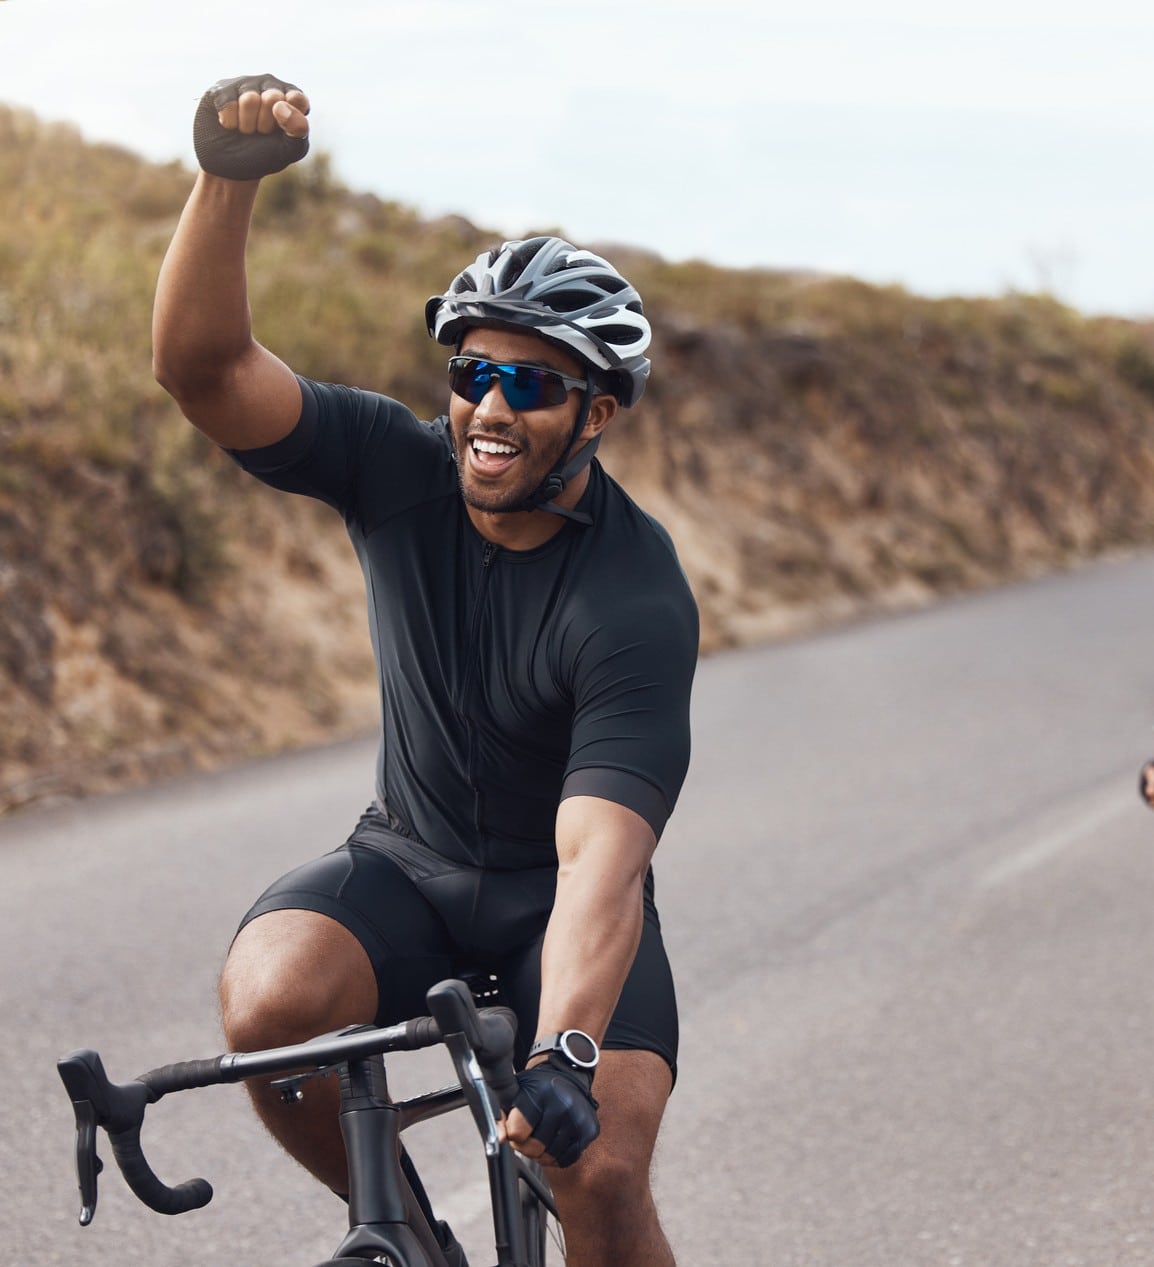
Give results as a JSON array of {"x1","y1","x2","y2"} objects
[{"x1": 473, "y1": 438, "x2": 518, "y2": 455}]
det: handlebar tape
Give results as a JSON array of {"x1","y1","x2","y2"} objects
[
  {"x1": 109, "y1": 1123, "x2": 214, "y2": 1215},
  {"x1": 401, "y1": 1014, "x2": 441, "y2": 1050},
  {"x1": 140, "y1": 1056, "x2": 230, "y2": 1096}
]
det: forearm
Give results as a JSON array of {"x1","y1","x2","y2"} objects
[
  {"x1": 536, "y1": 860, "x2": 646, "y2": 1046},
  {"x1": 535, "y1": 796, "x2": 656, "y2": 1047},
  {"x1": 152, "y1": 172, "x2": 260, "y2": 394}
]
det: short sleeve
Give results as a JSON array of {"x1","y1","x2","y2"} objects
[
  {"x1": 560, "y1": 587, "x2": 698, "y2": 839},
  {"x1": 228, "y1": 377, "x2": 456, "y2": 532}
]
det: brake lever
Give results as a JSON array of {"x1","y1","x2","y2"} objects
[
  {"x1": 70, "y1": 1097, "x2": 104, "y2": 1225},
  {"x1": 58, "y1": 1048, "x2": 125, "y2": 1227}
]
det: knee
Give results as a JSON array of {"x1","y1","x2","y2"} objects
[
  {"x1": 552, "y1": 1146, "x2": 651, "y2": 1218},
  {"x1": 220, "y1": 955, "x2": 312, "y2": 1053},
  {"x1": 220, "y1": 911, "x2": 377, "y2": 1053}
]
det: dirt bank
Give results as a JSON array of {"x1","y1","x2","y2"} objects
[{"x1": 4, "y1": 109, "x2": 1154, "y2": 813}]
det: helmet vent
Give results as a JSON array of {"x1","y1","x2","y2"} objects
[
  {"x1": 549, "y1": 288, "x2": 595, "y2": 314},
  {"x1": 503, "y1": 238, "x2": 551, "y2": 287},
  {"x1": 596, "y1": 323, "x2": 645, "y2": 347}
]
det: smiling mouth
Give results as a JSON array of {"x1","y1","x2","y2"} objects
[
  {"x1": 467, "y1": 434, "x2": 523, "y2": 474},
  {"x1": 472, "y1": 437, "x2": 520, "y2": 457}
]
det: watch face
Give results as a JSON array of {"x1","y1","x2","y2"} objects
[{"x1": 561, "y1": 1030, "x2": 599, "y2": 1067}]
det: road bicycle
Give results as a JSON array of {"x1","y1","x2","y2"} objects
[{"x1": 58, "y1": 977, "x2": 562, "y2": 1266}]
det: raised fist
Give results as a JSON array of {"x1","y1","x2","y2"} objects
[{"x1": 193, "y1": 73, "x2": 310, "y2": 181}]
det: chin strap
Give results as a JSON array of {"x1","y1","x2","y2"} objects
[{"x1": 516, "y1": 391, "x2": 598, "y2": 526}]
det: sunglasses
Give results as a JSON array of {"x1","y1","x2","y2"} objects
[{"x1": 448, "y1": 356, "x2": 588, "y2": 411}]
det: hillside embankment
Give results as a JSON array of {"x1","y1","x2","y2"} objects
[{"x1": 5, "y1": 105, "x2": 1154, "y2": 814}]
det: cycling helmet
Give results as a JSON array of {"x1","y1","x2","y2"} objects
[{"x1": 425, "y1": 236, "x2": 651, "y2": 407}]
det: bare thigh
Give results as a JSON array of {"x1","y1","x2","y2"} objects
[{"x1": 220, "y1": 908, "x2": 379, "y2": 1049}]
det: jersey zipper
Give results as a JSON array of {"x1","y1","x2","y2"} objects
[{"x1": 460, "y1": 541, "x2": 498, "y2": 834}]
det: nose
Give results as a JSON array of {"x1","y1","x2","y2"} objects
[{"x1": 474, "y1": 376, "x2": 514, "y2": 421}]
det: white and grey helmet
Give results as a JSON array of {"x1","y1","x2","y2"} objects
[{"x1": 425, "y1": 236, "x2": 652, "y2": 407}]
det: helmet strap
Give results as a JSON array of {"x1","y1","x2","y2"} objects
[{"x1": 516, "y1": 391, "x2": 599, "y2": 526}]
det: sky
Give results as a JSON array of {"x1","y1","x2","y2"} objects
[{"x1": 3, "y1": 0, "x2": 1154, "y2": 318}]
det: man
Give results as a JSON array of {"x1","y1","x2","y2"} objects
[{"x1": 153, "y1": 75, "x2": 698, "y2": 1267}]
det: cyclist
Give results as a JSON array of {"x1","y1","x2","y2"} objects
[{"x1": 153, "y1": 76, "x2": 697, "y2": 1267}]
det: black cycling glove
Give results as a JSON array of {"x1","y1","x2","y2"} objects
[
  {"x1": 193, "y1": 73, "x2": 309, "y2": 181},
  {"x1": 511, "y1": 1054, "x2": 600, "y2": 1169}
]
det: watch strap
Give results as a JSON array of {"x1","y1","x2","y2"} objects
[
  {"x1": 528, "y1": 1033, "x2": 561, "y2": 1062},
  {"x1": 528, "y1": 1029, "x2": 599, "y2": 1068}
]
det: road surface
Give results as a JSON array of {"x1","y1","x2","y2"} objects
[{"x1": 5, "y1": 551, "x2": 1154, "y2": 1265}]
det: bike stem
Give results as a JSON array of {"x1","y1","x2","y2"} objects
[{"x1": 339, "y1": 1055, "x2": 408, "y2": 1225}]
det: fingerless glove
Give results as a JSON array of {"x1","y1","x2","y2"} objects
[
  {"x1": 511, "y1": 1055, "x2": 600, "y2": 1168},
  {"x1": 193, "y1": 73, "x2": 309, "y2": 180}
]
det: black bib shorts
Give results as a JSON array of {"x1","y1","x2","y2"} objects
[{"x1": 238, "y1": 805, "x2": 679, "y2": 1077}]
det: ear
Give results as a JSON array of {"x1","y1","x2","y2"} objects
[{"x1": 579, "y1": 393, "x2": 619, "y2": 441}]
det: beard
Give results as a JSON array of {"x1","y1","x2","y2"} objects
[{"x1": 448, "y1": 423, "x2": 572, "y2": 514}]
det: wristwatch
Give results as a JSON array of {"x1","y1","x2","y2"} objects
[{"x1": 527, "y1": 1029, "x2": 600, "y2": 1071}]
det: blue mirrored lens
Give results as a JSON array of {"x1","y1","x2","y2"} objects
[{"x1": 448, "y1": 359, "x2": 577, "y2": 410}]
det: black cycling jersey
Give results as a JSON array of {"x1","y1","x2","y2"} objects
[{"x1": 230, "y1": 376, "x2": 698, "y2": 871}]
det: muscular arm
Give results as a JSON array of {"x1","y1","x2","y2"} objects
[
  {"x1": 502, "y1": 793, "x2": 657, "y2": 1161},
  {"x1": 535, "y1": 795, "x2": 657, "y2": 1045},
  {"x1": 152, "y1": 92, "x2": 307, "y2": 449}
]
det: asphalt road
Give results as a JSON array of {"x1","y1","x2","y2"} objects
[{"x1": 6, "y1": 551, "x2": 1154, "y2": 1266}]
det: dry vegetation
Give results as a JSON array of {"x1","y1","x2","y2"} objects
[{"x1": 5, "y1": 104, "x2": 1154, "y2": 813}]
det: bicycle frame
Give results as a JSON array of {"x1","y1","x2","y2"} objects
[
  {"x1": 326, "y1": 1033, "x2": 553, "y2": 1264},
  {"x1": 58, "y1": 979, "x2": 559, "y2": 1267}
]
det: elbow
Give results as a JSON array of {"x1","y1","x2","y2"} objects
[
  {"x1": 152, "y1": 340, "x2": 194, "y2": 401},
  {"x1": 152, "y1": 346, "x2": 224, "y2": 411},
  {"x1": 152, "y1": 349, "x2": 179, "y2": 398}
]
